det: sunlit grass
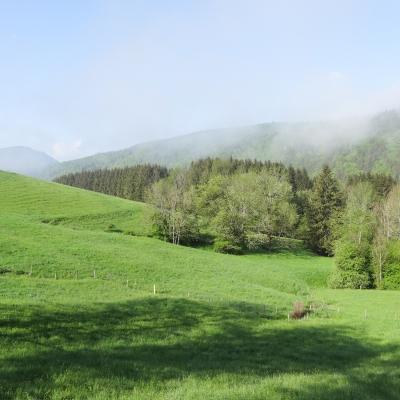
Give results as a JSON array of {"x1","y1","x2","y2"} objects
[{"x1": 0, "y1": 171, "x2": 399, "y2": 399}]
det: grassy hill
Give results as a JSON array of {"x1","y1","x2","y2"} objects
[
  {"x1": 0, "y1": 171, "x2": 312, "y2": 302},
  {"x1": 0, "y1": 171, "x2": 153, "y2": 236},
  {"x1": 1, "y1": 171, "x2": 400, "y2": 399},
  {"x1": 45, "y1": 110, "x2": 400, "y2": 179}
]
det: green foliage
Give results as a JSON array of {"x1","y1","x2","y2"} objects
[
  {"x1": 329, "y1": 182, "x2": 376, "y2": 288},
  {"x1": 381, "y1": 241, "x2": 400, "y2": 289},
  {"x1": 328, "y1": 268, "x2": 371, "y2": 289},
  {"x1": 213, "y1": 171, "x2": 297, "y2": 248},
  {"x1": 55, "y1": 164, "x2": 168, "y2": 202},
  {"x1": 148, "y1": 172, "x2": 200, "y2": 245},
  {"x1": 347, "y1": 172, "x2": 396, "y2": 198},
  {"x1": 329, "y1": 241, "x2": 372, "y2": 289},
  {"x1": 307, "y1": 166, "x2": 344, "y2": 255},
  {"x1": 245, "y1": 233, "x2": 272, "y2": 250},
  {"x1": 213, "y1": 240, "x2": 244, "y2": 255}
]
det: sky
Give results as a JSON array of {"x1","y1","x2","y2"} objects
[{"x1": 1, "y1": 0, "x2": 400, "y2": 161}]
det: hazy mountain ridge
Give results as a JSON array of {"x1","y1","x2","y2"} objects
[
  {"x1": 44, "y1": 110, "x2": 400, "y2": 179},
  {"x1": 0, "y1": 146, "x2": 59, "y2": 177}
]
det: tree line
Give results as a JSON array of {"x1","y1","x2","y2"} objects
[
  {"x1": 147, "y1": 161, "x2": 400, "y2": 289},
  {"x1": 54, "y1": 164, "x2": 168, "y2": 202},
  {"x1": 330, "y1": 173, "x2": 399, "y2": 289},
  {"x1": 55, "y1": 158, "x2": 400, "y2": 289}
]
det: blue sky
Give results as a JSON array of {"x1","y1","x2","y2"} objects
[{"x1": 1, "y1": 0, "x2": 400, "y2": 160}]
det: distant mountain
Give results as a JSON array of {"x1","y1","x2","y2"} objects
[
  {"x1": 0, "y1": 146, "x2": 59, "y2": 177},
  {"x1": 46, "y1": 110, "x2": 400, "y2": 179}
]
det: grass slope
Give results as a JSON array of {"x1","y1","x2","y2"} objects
[
  {"x1": 0, "y1": 171, "x2": 153, "y2": 235},
  {"x1": 1, "y1": 171, "x2": 399, "y2": 399}
]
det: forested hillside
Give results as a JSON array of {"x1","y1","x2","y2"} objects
[{"x1": 45, "y1": 110, "x2": 400, "y2": 179}]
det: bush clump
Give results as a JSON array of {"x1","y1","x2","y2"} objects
[
  {"x1": 380, "y1": 241, "x2": 400, "y2": 289},
  {"x1": 328, "y1": 269, "x2": 371, "y2": 289},
  {"x1": 213, "y1": 240, "x2": 244, "y2": 255},
  {"x1": 245, "y1": 233, "x2": 271, "y2": 250},
  {"x1": 329, "y1": 240, "x2": 373, "y2": 288}
]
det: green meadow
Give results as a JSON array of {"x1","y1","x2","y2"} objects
[{"x1": 1, "y1": 171, "x2": 399, "y2": 399}]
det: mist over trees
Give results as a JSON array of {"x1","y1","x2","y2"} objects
[{"x1": 46, "y1": 110, "x2": 400, "y2": 182}]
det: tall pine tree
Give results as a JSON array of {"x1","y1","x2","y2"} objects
[{"x1": 307, "y1": 165, "x2": 344, "y2": 255}]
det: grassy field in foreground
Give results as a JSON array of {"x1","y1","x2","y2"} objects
[{"x1": 0, "y1": 171, "x2": 399, "y2": 399}]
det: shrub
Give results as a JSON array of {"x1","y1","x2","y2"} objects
[
  {"x1": 329, "y1": 239, "x2": 373, "y2": 288},
  {"x1": 213, "y1": 240, "x2": 244, "y2": 255},
  {"x1": 381, "y1": 241, "x2": 400, "y2": 289},
  {"x1": 245, "y1": 233, "x2": 271, "y2": 250},
  {"x1": 328, "y1": 269, "x2": 371, "y2": 289}
]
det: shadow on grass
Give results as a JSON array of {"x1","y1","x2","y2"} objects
[{"x1": 0, "y1": 298, "x2": 398, "y2": 399}]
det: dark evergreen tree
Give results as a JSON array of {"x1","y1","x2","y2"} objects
[
  {"x1": 307, "y1": 165, "x2": 344, "y2": 255},
  {"x1": 347, "y1": 172, "x2": 396, "y2": 198}
]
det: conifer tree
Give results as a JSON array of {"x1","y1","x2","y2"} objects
[{"x1": 307, "y1": 165, "x2": 344, "y2": 255}]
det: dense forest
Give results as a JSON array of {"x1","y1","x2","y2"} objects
[
  {"x1": 54, "y1": 164, "x2": 168, "y2": 202},
  {"x1": 55, "y1": 158, "x2": 400, "y2": 289}
]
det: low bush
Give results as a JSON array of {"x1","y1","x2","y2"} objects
[
  {"x1": 213, "y1": 240, "x2": 244, "y2": 255},
  {"x1": 328, "y1": 269, "x2": 371, "y2": 289},
  {"x1": 329, "y1": 239, "x2": 373, "y2": 288},
  {"x1": 381, "y1": 241, "x2": 400, "y2": 289},
  {"x1": 245, "y1": 233, "x2": 271, "y2": 250}
]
